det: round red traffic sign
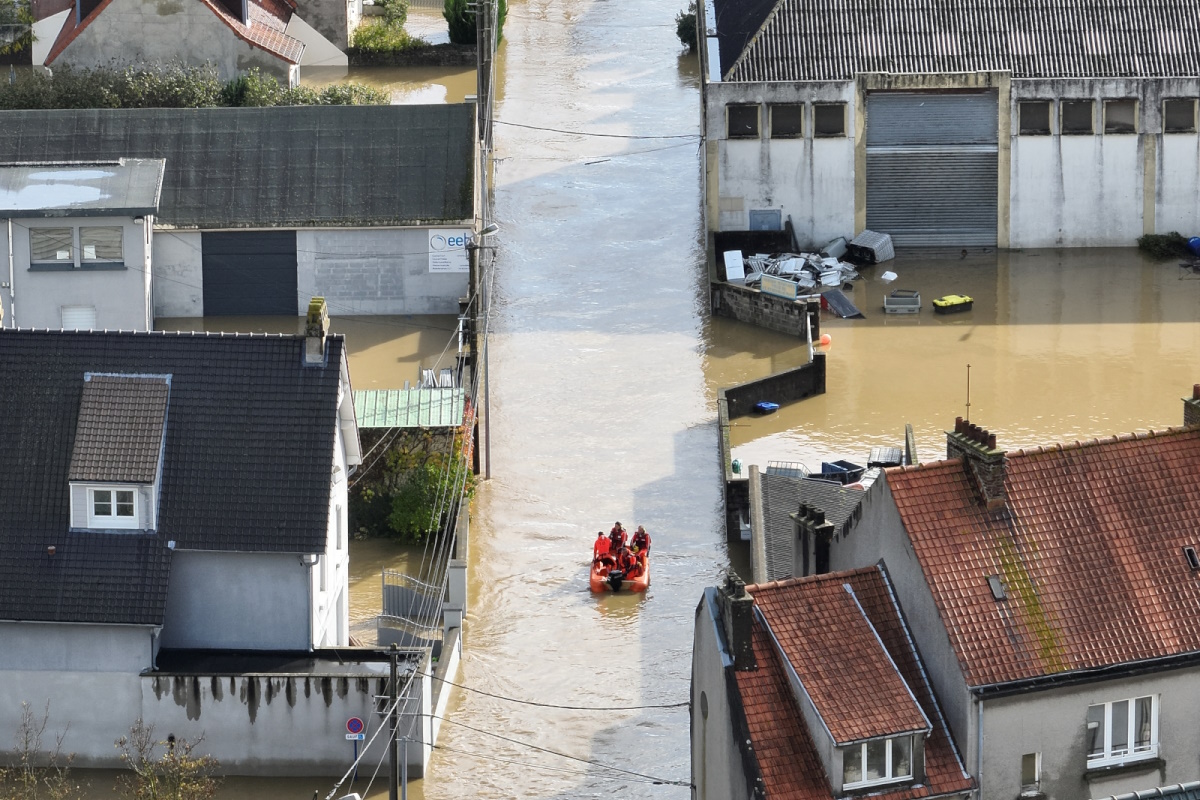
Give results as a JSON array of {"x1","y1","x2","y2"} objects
[{"x1": 346, "y1": 717, "x2": 365, "y2": 734}]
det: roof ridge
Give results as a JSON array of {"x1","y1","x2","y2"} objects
[{"x1": 746, "y1": 564, "x2": 879, "y2": 594}]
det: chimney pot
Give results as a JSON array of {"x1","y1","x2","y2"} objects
[
  {"x1": 988, "y1": 433, "x2": 997, "y2": 449},
  {"x1": 955, "y1": 417, "x2": 965, "y2": 433},
  {"x1": 1193, "y1": 384, "x2": 1200, "y2": 401},
  {"x1": 47, "y1": 545, "x2": 56, "y2": 556}
]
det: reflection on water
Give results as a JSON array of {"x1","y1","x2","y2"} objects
[
  {"x1": 714, "y1": 248, "x2": 1200, "y2": 471},
  {"x1": 156, "y1": 315, "x2": 462, "y2": 390}
]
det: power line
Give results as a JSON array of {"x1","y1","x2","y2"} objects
[
  {"x1": 421, "y1": 671, "x2": 689, "y2": 711},
  {"x1": 431, "y1": 715, "x2": 693, "y2": 786},
  {"x1": 494, "y1": 119, "x2": 699, "y2": 140}
]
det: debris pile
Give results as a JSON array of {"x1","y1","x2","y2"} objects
[{"x1": 739, "y1": 252, "x2": 860, "y2": 291}]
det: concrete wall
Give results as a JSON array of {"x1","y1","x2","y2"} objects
[
  {"x1": 161, "y1": 551, "x2": 312, "y2": 650},
  {"x1": 0, "y1": 622, "x2": 154, "y2": 672},
  {"x1": 0, "y1": 650, "x2": 434, "y2": 776},
  {"x1": 827, "y1": 478, "x2": 976, "y2": 761},
  {"x1": 711, "y1": 283, "x2": 821, "y2": 339},
  {"x1": 723, "y1": 353, "x2": 826, "y2": 419},
  {"x1": 705, "y1": 81, "x2": 857, "y2": 248},
  {"x1": 151, "y1": 230, "x2": 204, "y2": 318},
  {"x1": 51, "y1": 0, "x2": 295, "y2": 84},
  {"x1": 297, "y1": 228, "x2": 470, "y2": 316},
  {"x1": 982, "y1": 669, "x2": 1200, "y2": 800},
  {"x1": 691, "y1": 589, "x2": 756, "y2": 800},
  {"x1": 297, "y1": 0, "x2": 360, "y2": 52},
  {"x1": 4, "y1": 216, "x2": 151, "y2": 330},
  {"x1": 286, "y1": 12, "x2": 347, "y2": 67}
]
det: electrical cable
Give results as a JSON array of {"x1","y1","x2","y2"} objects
[
  {"x1": 429, "y1": 714, "x2": 693, "y2": 786},
  {"x1": 419, "y1": 671, "x2": 690, "y2": 711}
]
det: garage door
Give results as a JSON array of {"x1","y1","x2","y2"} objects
[
  {"x1": 866, "y1": 92, "x2": 998, "y2": 247},
  {"x1": 202, "y1": 232, "x2": 298, "y2": 316}
]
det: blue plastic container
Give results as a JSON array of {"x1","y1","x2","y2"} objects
[
  {"x1": 1187, "y1": 237, "x2": 1200, "y2": 257},
  {"x1": 754, "y1": 401, "x2": 780, "y2": 414}
]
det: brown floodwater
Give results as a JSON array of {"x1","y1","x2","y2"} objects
[{"x1": 136, "y1": 8, "x2": 1200, "y2": 800}]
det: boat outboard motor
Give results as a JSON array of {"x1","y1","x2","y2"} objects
[{"x1": 607, "y1": 570, "x2": 624, "y2": 591}]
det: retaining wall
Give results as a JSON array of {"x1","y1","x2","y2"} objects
[
  {"x1": 724, "y1": 354, "x2": 827, "y2": 419},
  {"x1": 710, "y1": 281, "x2": 821, "y2": 339}
]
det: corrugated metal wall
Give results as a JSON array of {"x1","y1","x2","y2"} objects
[{"x1": 866, "y1": 92, "x2": 999, "y2": 247}]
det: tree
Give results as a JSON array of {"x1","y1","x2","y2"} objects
[
  {"x1": 444, "y1": 0, "x2": 505, "y2": 46},
  {"x1": 0, "y1": 702, "x2": 86, "y2": 800},
  {"x1": 676, "y1": 0, "x2": 697, "y2": 53},
  {"x1": 0, "y1": 0, "x2": 33, "y2": 57},
  {"x1": 114, "y1": 721, "x2": 220, "y2": 800}
]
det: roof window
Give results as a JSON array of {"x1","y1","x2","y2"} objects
[
  {"x1": 987, "y1": 574, "x2": 1007, "y2": 600},
  {"x1": 1185, "y1": 547, "x2": 1200, "y2": 571}
]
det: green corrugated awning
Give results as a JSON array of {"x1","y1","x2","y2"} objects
[{"x1": 354, "y1": 389, "x2": 465, "y2": 429}]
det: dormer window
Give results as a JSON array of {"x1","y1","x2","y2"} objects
[
  {"x1": 841, "y1": 735, "x2": 913, "y2": 789},
  {"x1": 89, "y1": 487, "x2": 139, "y2": 529},
  {"x1": 67, "y1": 373, "x2": 171, "y2": 533}
]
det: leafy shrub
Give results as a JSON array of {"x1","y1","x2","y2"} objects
[
  {"x1": 1137, "y1": 231, "x2": 1189, "y2": 261},
  {"x1": 0, "y1": 63, "x2": 387, "y2": 109},
  {"x1": 444, "y1": 0, "x2": 505, "y2": 45},
  {"x1": 115, "y1": 721, "x2": 220, "y2": 800},
  {"x1": 0, "y1": 0, "x2": 33, "y2": 57},
  {"x1": 350, "y1": 21, "x2": 429, "y2": 55},
  {"x1": 676, "y1": 0, "x2": 697, "y2": 53}
]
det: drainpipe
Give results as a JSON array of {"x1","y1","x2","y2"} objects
[
  {"x1": 6, "y1": 217, "x2": 13, "y2": 328},
  {"x1": 977, "y1": 699, "x2": 984, "y2": 800}
]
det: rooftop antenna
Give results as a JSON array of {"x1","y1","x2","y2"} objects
[{"x1": 965, "y1": 363, "x2": 971, "y2": 422}]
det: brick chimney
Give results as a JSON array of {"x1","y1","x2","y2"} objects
[
  {"x1": 1185, "y1": 385, "x2": 1200, "y2": 428},
  {"x1": 946, "y1": 417, "x2": 1007, "y2": 512},
  {"x1": 718, "y1": 575, "x2": 757, "y2": 671},
  {"x1": 304, "y1": 297, "x2": 330, "y2": 366}
]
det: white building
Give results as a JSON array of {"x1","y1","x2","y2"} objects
[
  {"x1": 0, "y1": 159, "x2": 164, "y2": 331},
  {"x1": 0, "y1": 105, "x2": 478, "y2": 319},
  {"x1": 698, "y1": 0, "x2": 1200, "y2": 248}
]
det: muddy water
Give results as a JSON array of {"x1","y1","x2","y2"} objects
[{"x1": 721, "y1": 249, "x2": 1200, "y2": 471}]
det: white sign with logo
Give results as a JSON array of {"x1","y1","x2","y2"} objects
[{"x1": 428, "y1": 230, "x2": 470, "y2": 273}]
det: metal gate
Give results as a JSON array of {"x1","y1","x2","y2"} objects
[
  {"x1": 865, "y1": 92, "x2": 998, "y2": 247},
  {"x1": 201, "y1": 231, "x2": 298, "y2": 316}
]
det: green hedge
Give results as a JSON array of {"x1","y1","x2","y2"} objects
[{"x1": 0, "y1": 64, "x2": 389, "y2": 109}]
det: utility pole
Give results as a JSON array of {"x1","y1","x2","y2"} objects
[{"x1": 388, "y1": 643, "x2": 399, "y2": 800}]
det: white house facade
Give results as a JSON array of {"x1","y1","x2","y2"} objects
[
  {"x1": 0, "y1": 159, "x2": 163, "y2": 331},
  {"x1": 699, "y1": 0, "x2": 1200, "y2": 249}
]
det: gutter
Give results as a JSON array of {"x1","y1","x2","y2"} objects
[{"x1": 971, "y1": 648, "x2": 1200, "y2": 699}]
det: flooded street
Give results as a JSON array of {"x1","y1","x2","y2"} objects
[{"x1": 154, "y1": 5, "x2": 1200, "y2": 800}]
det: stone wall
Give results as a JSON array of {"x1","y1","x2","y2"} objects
[
  {"x1": 723, "y1": 353, "x2": 826, "y2": 419},
  {"x1": 710, "y1": 281, "x2": 820, "y2": 339}
]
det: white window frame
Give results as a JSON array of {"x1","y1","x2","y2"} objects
[
  {"x1": 841, "y1": 735, "x2": 913, "y2": 790},
  {"x1": 87, "y1": 486, "x2": 140, "y2": 530},
  {"x1": 1086, "y1": 695, "x2": 1158, "y2": 767}
]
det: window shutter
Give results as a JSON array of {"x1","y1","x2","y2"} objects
[{"x1": 61, "y1": 305, "x2": 97, "y2": 330}]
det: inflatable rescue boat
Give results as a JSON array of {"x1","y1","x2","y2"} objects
[{"x1": 590, "y1": 552, "x2": 650, "y2": 593}]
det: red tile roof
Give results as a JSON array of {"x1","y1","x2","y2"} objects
[
  {"x1": 887, "y1": 426, "x2": 1200, "y2": 688},
  {"x1": 736, "y1": 568, "x2": 974, "y2": 800},
  {"x1": 46, "y1": 0, "x2": 303, "y2": 66},
  {"x1": 752, "y1": 571, "x2": 928, "y2": 743}
]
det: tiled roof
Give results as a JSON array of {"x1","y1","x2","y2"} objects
[
  {"x1": 760, "y1": 472, "x2": 867, "y2": 582},
  {"x1": 46, "y1": 0, "x2": 302, "y2": 65},
  {"x1": 725, "y1": 0, "x2": 1200, "y2": 82},
  {"x1": 752, "y1": 570, "x2": 927, "y2": 743},
  {"x1": 69, "y1": 375, "x2": 169, "y2": 484},
  {"x1": 198, "y1": 0, "x2": 304, "y2": 63},
  {"x1": 1100, "y1": 782, "x2": 1200, "y2": 800},
  {"x1": 0, "y1": 105, "x2": 475, "y2": 228},
  {"x1": 0, "y1": 329, "x2": 345, "y2": 625},
  {"x1": 738, "y1": 567, "x2": 973, "y2": 800},
  {"x1": 887, "y1": 427, "x2": 1200, "y2": 688}
]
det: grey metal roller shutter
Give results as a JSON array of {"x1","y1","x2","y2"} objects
[
  {"x1": 202, "y1": 231, "x2": 298, "y2": 316},
  {"x1": 866, "y1": 93, "x2": 998, "y2": 247}
]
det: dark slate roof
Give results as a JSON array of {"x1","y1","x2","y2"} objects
[
  {"x1": 69, "y1": 375, "x2": 169, "y2": 483},
  {"x1": 725, "y1": 0, "x2": 1200, "y2": 82},
  {"x1": 760, "y1": 471, "x2": 867, "y2": 582},
  {"x1": 712, "y1": 0, "x2": 780, "y2": 81},
  {"x1": 0, "y1": 159, "x2": 164, "y2": 217},
  {"x1": 0, "y1": 329, "x2": 345, "y2": 625},
  {"x1": 0, "y1": 106, "x2": 474, "y2": 228}
]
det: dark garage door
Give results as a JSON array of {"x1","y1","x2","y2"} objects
[
  {"x1": 202, "y1": 231, "x2": 298, "y2": 316},
  {"x1": 866, "y1": 92, "x2": 998, "y2": 247}
]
